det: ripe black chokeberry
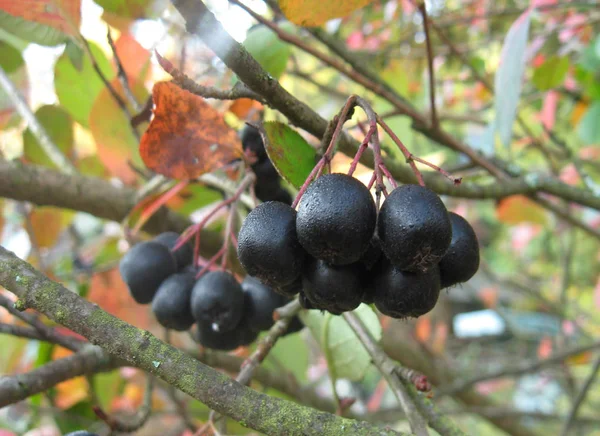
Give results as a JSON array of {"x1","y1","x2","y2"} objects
[
  {"x1": 153, "y1": 231, "x2": 193, "y2": 270},
  {"x1": 274, "y1": 276, "x2": 302, "y2": 297},
  {"x1": 238, "y1": 201, "x2": 306, "y2": 287},
  {"x1": 373, "y1": 260, "x2": 441, "y2": 318},
  {"x1": 191, "y1": 271, "x2": 244, "y2": 332},
  {"x1": 242, "y1": 276, "x2": 289, "y2": 331},
  {"x1": 360, "y1": 237, "x2": 383, "y2": 271},
  {"x1": 302, "y1": 258, "x2": 363, "y2": 315},
  {"x1": 241, "y1": 124, "x2": 267, "y2": 163},
  {"x1": 195, "y1": 321, "x2": 246, "y2": 351},
  {"x1": 439, "y1": 212, "x2": 480, "y2": 288},
  {"x1": 378, "y1": 184, "x2": 452, "y2": 272},
  {"x1": 296, "y1": 174, "x2": 376, "y2": 265},
  {"x1": 119, "y1": 241, "x2": 177, "y2": 304},
  {"x1": 151, "y1": 270, "x2": 196, "y2": 331}
]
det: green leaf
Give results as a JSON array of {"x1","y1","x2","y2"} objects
[
  {"x1": 577, "y1": 102, "x2": 600, "y2": 145},
  {"x1": 300, "y1": 304, "x2": 381, "y2": 382},
  {"x1": 493, "y1": 9, "x2": 532, "y2": 148},
  {"x1": 265, "y1": 330, "x2": 309, "y2": 383},
  {"x1": 65, "y1": 40, "x2": 84, "y2": 71},
  {"x1": 55, "y1": 41, "x2": 115, "y2": 127},
  {"x1": 243, "y1": 24, "x2": 292, "y2": 80},
  {"x1": 532, "y1": 56, "x2": 569, "y2": 90},
  {"x1": 578, "y1": 35, "x2": 600, "y2": 72},
  {"x1": 23, "y1": 105, "x2": 74, "y2": 169},
  {"x1": 0, "y1": 40, "x2": 27, "y2": 128},
  {"x1": 0, "y1": 10, "x2": 69, "y2": 46},
  {"x1": 261, "y1": 121, "x2": 317, "y2": 189},
  {"x1": 93, "y1": 0, "x2": 152, "y2": 18}
]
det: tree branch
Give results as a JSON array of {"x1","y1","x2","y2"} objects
[
  {"x1": 0, "y1": 344, "x2": 117, "y2": 408},
  {"x1": 0, "y1": 246, "x2": 404, "y2": 436},
  {"x1": 560, "y1": 354, "x2": 600, "y2": 436}
]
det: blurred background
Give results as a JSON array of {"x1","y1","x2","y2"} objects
[{"x1": 0, "y1": 0, "x2": 599, "y2": 435}]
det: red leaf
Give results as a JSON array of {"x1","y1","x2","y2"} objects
[
  {"x1": 540, "y1": 90, "x2": 558, "y2": 130},
  {"x1": 139, "y1": 82, "x2": 243, "y2": 180},
  {"x1": 0, "y1": 0, "x2": 81, "y2": 35}
]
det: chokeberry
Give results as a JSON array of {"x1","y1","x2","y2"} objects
[
  {"x1": 190, "y1": 271, "x2": 244, "y2": 332},
  {"x1": 274, "y1": 276, "x2": 302, "y2": 297},
  {"x1": 439, "y1": 212, "x2": 480, "y2": 288},
  {"x1": 242, "y1": 276, "x2": 289, "y2": 331},
  {"x1": 296, "y1": 173, "x2": 376, "y2": 265},
  {"x1": 153, "y1": 231, "x2": 193, "y2": 270},
  {"x1": 119, "y1": 241, "x2": 177, "y2": 304},
  {"x1": 241, "y1": 124, "x2": 267, "y2": 163},
  {"x1": 378, "y1": 185, "x2": 452, "y2": 272},
  {"x1": 373, "y1": 260, "x2": 441, "y2": 318},
  {"x1": 302, "y1": 258, "x2": 363, "y2": 315},
  {"x1": 151, "y1": 270, "x2": 196, "y2": 331},
  {"x1": 298, "y1": 291, "x2": 314, "y2": 309},
  {"x1": 195, "y1": 321, "x2": 245, "y2": 351},
  {"x1": 238, "y1": 201, "x2": 306, "y2": 287}
]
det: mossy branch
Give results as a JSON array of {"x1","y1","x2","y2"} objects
[{"x1": 0, "y1": 246, "x2": 404, "y2": 436}]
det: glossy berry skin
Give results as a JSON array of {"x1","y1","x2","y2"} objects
[
  {"x1": 238, "y1": 201, "x2": 306, "y2": 288},
  {"x1": 378, "y1": 185, "x2": 452, "y2": 272},
  {"x1": 153, "y1": 231, "x2": 193, "y2": 271},
  {"x1": 191, "y1": 271, "x2": 244, "y2": 332},
  {"x1": 64, "y1": 432, "x2": 99, "y2": 436},
  {"x1": 302, "y1": 258, "x2": 363, "y2": 315},
  {"x1": 297, "y1": 174, "x2": 376, "y2": 265},
  {"x1": 119, "y1": 241, "x2": 177, "y2": 304},
  {"x1": 242, "y1": 276, "x2": 288, "y2": 331},
  {"x1": 241, "y1": 124, "x2": 267, "y2": 163},
  {"x1": 151, "y1": 270, "x2": 196, "y2": 331},
  {"x1": 439, "y1": 212, "x2": 480, "y2": 288},
  {"x1": 373, "y1": 260, "x2": 441, "y2": 319},
  {"x1": 274, "y1": 276, "x2": 302, "y2": 297}
]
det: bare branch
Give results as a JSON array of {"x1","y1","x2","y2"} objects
[{"x1": 561, "y1": 355, "x2": 600, "y2": 436}]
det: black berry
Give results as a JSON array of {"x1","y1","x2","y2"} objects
[
  {"x1": 241, "y1": 124, "x2": 267, "y2": 163},
  {"x1": 151, "y1": 270, "x2": 196, "y2": 331},
  {"x1": 302, "y1": 258, "x2": 363, "y2": 315},
  {"x1": 238, "y1": 201, "x2": 306, "y2": 287},
  {"x1": 153, "y1": 231, "x2": 193, "y2": 270},
  {"x1": 378, "y1": 185, "x2": 452, "y2": 272},
  {"x1": 373, "y1": 260, "x2": 441, "y2": 318},
  {"x1": 190, "y1": 271, "x2": 244, "y2": 332},
  {"x1": 296, "y1": 173, "x2": 376, "y2": 265},
  {"x1": 274, "y1": 276, "x2": 303, "y2": 297},
  {"x1": 439, "y1": 212, "x2": 480, "y2": 288},
  {"x1": 242, "y1": 276, "x2": 289, "y2": 331},
  {"x1": 282, "y1": 316, "x2": 304, "y2": 336},
  {"x1": 119, "y1": 241, "x2": 177, "y2": 304}
]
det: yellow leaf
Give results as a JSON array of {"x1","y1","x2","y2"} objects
[
  {"x1": 279, "y1": 0, "x2": 375, "y2": 27},
  {"x1": 571, "y1": 101, "x2": 589, "y2": 126},
  {"x1": 496, "y1": 195, "x2": 548, "y2": 225}
]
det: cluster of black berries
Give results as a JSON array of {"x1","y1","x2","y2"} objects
[
  {"x1": 119, "y1": 232, "x2": 302, "y2": 351},
  {"x1": 241, "y1": 125, "x2": 292, "y2": 205},
  {"x1": 237, "y1": 173, "x2": 480, "y2": 318}
]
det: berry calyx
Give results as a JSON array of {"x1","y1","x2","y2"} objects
[
  {"x1": 439, "y1": 212, "x2": 480, "y2": 288},
  {"x1": 118, "y1": 241, "x2": 177, "y2": 304},
  {"x1": 378, "y1": 184, "x2": 452, "y2": 272},
  {"x1": 296, "y1": 173, "x2": 377, "y2": 265},
  {"x1": 190, "y1": 271, "x2": 244, "y2": 332},
  {"x1": 237, "y1": 201, "x2": 306, "y2": 287}
]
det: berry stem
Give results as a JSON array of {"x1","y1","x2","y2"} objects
[
  {"x1": 347, "y1": 124, "x2": 376, "y2": 177},
  {"x1": 195, "y1": 246, "x2": 226, "y2": 280},
  {"x1": 323, "y1": 95, "x2": 359, "y2": 159},
  {"x1": 377, "y1": 115, "x2": 426, "y2": 187},
  {"x1": 291, "y1": 159, "x2": 326, "y2": 209},
  {"x1": 237, "y1": 299, "x2": 302, "y2": 386},
  {"x1": 409, "y1": 155, "x2": 463, "y2": 185},
  {"x1": 379, "y1": 163, "x2": 399, "y2": 189}
]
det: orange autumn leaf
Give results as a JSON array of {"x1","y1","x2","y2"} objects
[
  {"x1": 114, "y1": 32, "x2": 151, "y2": 81},
  {"x1": 0, "y1": 0, "x2": 81, "y2": 35},
  {"x1": 415, "y1": 316, "x2": 432, "y2": 343},
  {"x1": 496, "y1": 195, "x2": 548, "y2": 225},
  {"x1": 228, "y1": 98, "x2": 263, "y2": 120},
  {"x1": 139, "y1": 81, "x2": 243, "y2": 180}
]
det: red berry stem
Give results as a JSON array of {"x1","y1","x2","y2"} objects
[
  {"x1": 291, "y1": 158, "x2": 326, "y2": 209},
  {"x1": 195, "y1": 246, "x2": 226, "y2": 280},
  {"x1": 131, "y1": 179, "x2": 189, "y2": 235},
  {"x1": 377, "y1": 116, "x2": 426, "y2": 187},
  {"x1": 347, "y1": 124, "x2": 376, "y2": 177},
  {"x1": 379, "y1": 163, "x2": 398, "y2": 189},
  {"x1": 409, "y1": 155, "x2": 462, "y2": 185}
]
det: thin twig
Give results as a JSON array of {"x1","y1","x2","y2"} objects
[
  {"x1": 0, "y1": 65, "x2": 76, "y2": 174},
  {"x1": 418, "y1": 2, "x2": 438, "y2": 128},
  {"x1": 107, "y1": 27, "x2": 142, "y2": 112},
  {"x1": 561, "y1": 355, "x2": 600, "y2": 436},
  {"x1": 0, "y1": 295, "x2": 85, "y2": 351},
  {"x1": 343, "y1": 311, "x2": 430, "y2": 436}
]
